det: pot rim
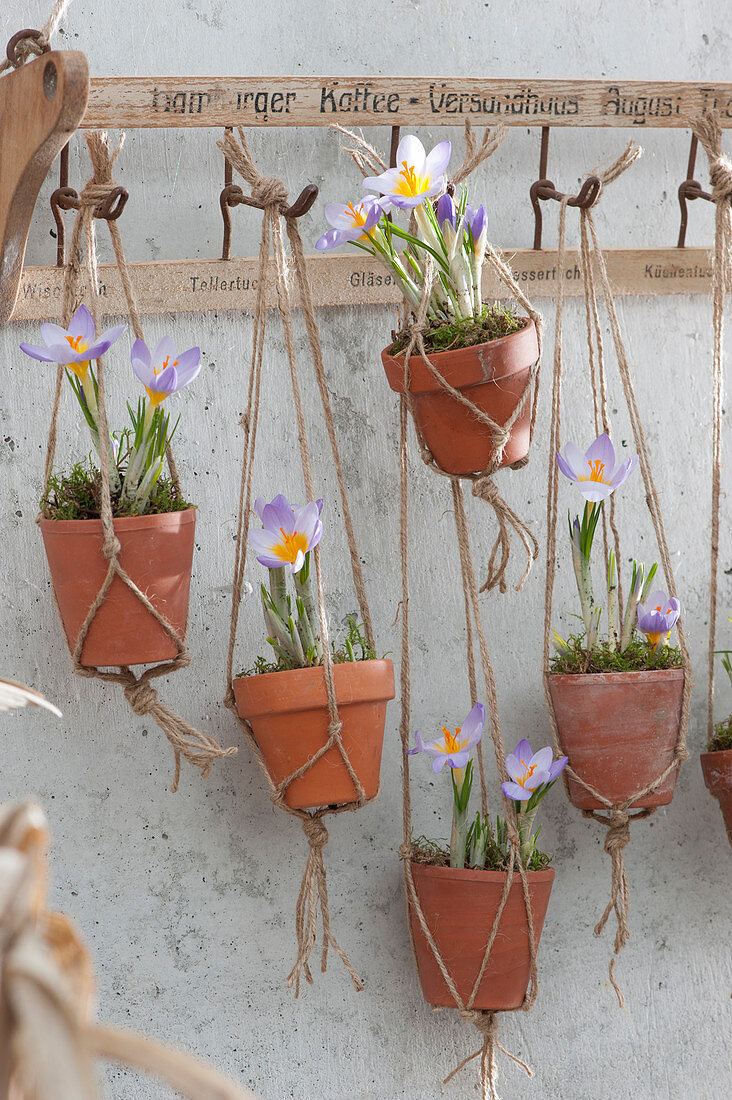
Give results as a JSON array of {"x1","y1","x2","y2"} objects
[
  {"x1": 381, "y1": 316, "x2": 538, "y2": 397},
  {"x1": 701, "y1": 748, "x2": 732, "y2": 764},
  {"x1": 38, "y1": 505, "x2": 197, "y2": 533},
  {"x1": 547, "y1": 667, "x2": 685, "y2": 686},
  {"x1": 233, "y1": 657, "x2": 395, "y2": 715},
  {"x1": 409, "y1": 861, "x2": 555, "y2": 885},
  {"x1": 383, "y1": 315, "x2": 533, "y2": 364}
]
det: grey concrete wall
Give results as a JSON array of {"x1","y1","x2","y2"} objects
[{"x1": 1, "y1": 1, "x2": 730, "y2": 1097}]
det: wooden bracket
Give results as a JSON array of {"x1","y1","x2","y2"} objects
[{"x1": 0, "y1": 48, "x2": 89, "y2": 323}]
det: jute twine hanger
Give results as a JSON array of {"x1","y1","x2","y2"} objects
[
  {"x1": 687, "y1": 113, "x2": 732, "y2": 749},
  {"x1": 39, "y1": 130, "x2": 236, "y2": 791},
  {"x1": 219, "y1": 128, "x2": 378, "y2": 996},
  {"x1": 0, "y1": 800, "x2": 259, "y2": 1100},
  {"x1": 343, "y1": 126, "x2": 544, "y2": 1100},
  {"x1": 397, "y1": 295, "x2": 540, "y2": 1100},
  {"x1": 335, "y1": 121, "x2": 545, "y2": 595},
  {"x1": 541, "y1": 142, "x2": 692, "y2": 1007}
]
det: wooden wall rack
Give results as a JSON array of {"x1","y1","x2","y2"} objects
[{"x1": 16, "y1": 76, "x2": 732, "y2": 320}]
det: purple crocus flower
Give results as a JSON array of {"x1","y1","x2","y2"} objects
[
  {"x1": 131, "y1": 336, "x2": 201, "y2": 407},
  {"x1": 249, "y1": 494, "x2": 324, "y2": 573},
  {"x1": 557, "y1": 432, "x2": 638, "y2": 503},
  {"x1": 502, "y1": 738, "x2": 568, "y2": 801},
  {"x1": 20, "y1": 304, "x2": 125, "y2": 380},
  {"x1": 436, "y1": 192, "x2": 457, "y2": 230},
  {"x1": 464, "y1": 203, "x2": 488, "y2": 251},
  {"x1": 315, "y1": 196, "x2": 386, "y2": 251},
  {"x1": 363, "y1": 134, "x2": 452, "y2": 210},
  {"x1": 637, "y1": 590, "x2": 681, "y2": 649},
  {"x1": 408, "y1": 702, "x2": 484, "y2": 773}
]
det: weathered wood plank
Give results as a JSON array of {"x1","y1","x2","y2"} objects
[
  {"x1": 82, "y1": 77, "x2": 732, "y2": 129},
  {"x1": 13, "y1": 249, "x2": 715, "y2": 321}
]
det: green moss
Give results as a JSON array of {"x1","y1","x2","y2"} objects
[
  {"x1": 550, "y1": 635, "x2": 683, "y2": 675},
  {"x1": 41, "y1": 461, "x2": 190, "y2": 520},
  {"x1": 390, "y1": 302, "x2": 524, "y2": 356},
  {"x1": 409, "y1": 833, "x2": 551, "y2": 874},
  {"x1": 239, "y1": 612, "x2": 380, "y2": 678},
  {"x1": 709, "y1": 716, "x2": 732, "y2": 753}
]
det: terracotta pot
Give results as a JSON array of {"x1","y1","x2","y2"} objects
[
  {"x1": 700, "y1": 748, "x2": 732, "y2": 846},
  {"x1": 408, "y1": 862, "x2": 554, "y2": 1010},
  {"x1": 39, "y1": 508, "x2": 196, "y2": 668},
  {"x1": 547, "y1": 668, "x2": 685, "y2": 810},
  {"x1": 232, "y1": 659, "x2": 395, "y2": 810},
  {"x1": 381, "y1": 318, "x2": 538, "y2": 476}
]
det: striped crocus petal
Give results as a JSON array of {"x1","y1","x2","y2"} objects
[
  {"x1": 131, "y1": 337, "x2": 200, "y2": 406},
  {"x1": 407, "y1": 702, "x2": 484, "y2": 773},
  {"x1": 637, "y1": 591, "x2": 681, "y2": 645},
  {"x1": 363, "y1": 135, "x2": 452, "y2": 209},
  {"x1": 315, "y1": 197, "x2": 384, "y2": 251},
  {"x1": 20, "y1": 304, "x2": 124, "y2": 367},
  {"x1": 557, "y1": 432, "x2": 638, "y2": 503},
  {"x1": 250, "y1": 493, "x2": 324, "y2": 572}
]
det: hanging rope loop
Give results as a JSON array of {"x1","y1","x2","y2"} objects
[
  {"x1": 689, "y1": 113, "x2": 731, "y2": 754},
  {"x1": 220, "y1": 128, "x2": 381, "y2": 993},
  {"x1": 38, "y1": 129, "x2": 235, "y2": 790},
  {"x1": 541, "y1": 141, "x2": 692, "y2": 1007},
  {"x1": 338, "y1": 121, "x2": 543, "y2": 594}
]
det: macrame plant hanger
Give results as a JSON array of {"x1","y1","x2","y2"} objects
[
  {"x1": 541, "y1": 142, "x2": 692, "y2": 1005},
  {"x1": 0, "y1": 800, "x2": 259, "y2": 1100},
  {"x1": 335, "y1": 121, "x2": 545, "y2": 594},
  {"x1": 220, "y1": 129, "x2": 379, "y2": 996},
  {"x1": 40, "y1": 130, "x2": 236, "y2": 791},
  {"x1": 357, "y1": 124, "x2": 546, "y2": 1100},
  {"x1": 690, "y1": 113, "x2": 732, "y2": 803}
]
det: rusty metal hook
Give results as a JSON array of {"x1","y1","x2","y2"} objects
[
  {"x1": 5, "y1": 28, "x2": 50, "y2": 68},
  {"x1": 529, "y1": 125, "x2": 603, "y2": 249},
  {"x1": 530, "y1": 176, "x2": 603, "y2": 251},
  {"x1": 50, "y1": 143, "x2": 130, "y2": 265},
  {"x1": 677, "y1": 134, "x2": 714, "y2": 248},
  {"x1": 219, "y1": 129, "x2": 319, "y2": 260}
]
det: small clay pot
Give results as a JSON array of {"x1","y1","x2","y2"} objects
[
  {"x1": 547, "y1": 668, "x2": 685, "y2": 810},
  {"x1": 39, "y1": 508, "x2": 196, "y2": 668},
  {"x1": 232, "y1": 659, "x2": 395, "y2": 810},
  {"x1": 700, "y1": 748, "x2": 732, "y2": 847},
  {"x1": 381, "y1": 318, "x2": 538, "y2": 476},
  {"x1": 408, "y1": 862, "x2": 555, "y2": 1011}
]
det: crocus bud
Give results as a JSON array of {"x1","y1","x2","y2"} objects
[{"x1": 436, "y1": 192, "x2": 457, "y2": 230}]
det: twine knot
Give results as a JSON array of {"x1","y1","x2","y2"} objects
[
  {"x1": 709, "y1": 154, "x2": 732, "y2": 203},
  {"x1": 593, "y1": 806, "x2": 633, "y2": 1007},
  {"x1": 123, "y1": 680, "x2": 158, "y2": 717},
  {"x1": 79, "y1": 181, "x2": 117, "y2": 207},
  {"x1": 461, "y1": 1008, "x2": 498, "y2": 1038},
  {"x1": 603, "y1": 807, "x2": 631, "y2": 858},
  {"x1": 301, "y1": 816, "x2": 329, "y2": 851},
  {"x1": 445, "y1": 1009, "x2": 533, "y2": 1099},
  {"x1": 407, "y1": 319, "x2": 430, "y2": 341},
  {"x1": 101, "y1": 533, "x2": 121, "y2": 559},
  {"x1": 472, "y1": 473, "x2": 502, "y2": 504},
  {"x1": 252, "y1": 176, "x2": 289, "y2": 208}
]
